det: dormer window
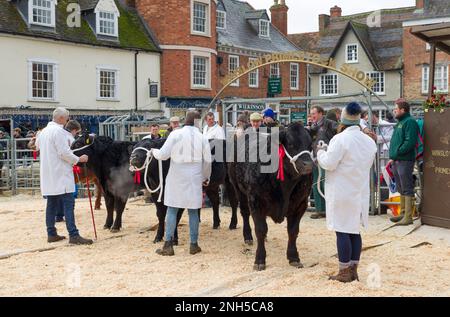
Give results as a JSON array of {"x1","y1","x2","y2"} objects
[
  {"x1": 29, "y1": 0, "x2": 56, "y2": 27},
  {"x1": 97, "y1": 11, "x2": 118, "y2": 37},
  {"x1": 259, "y1": 20, "x2": 270, "y2": 38},
  {"x1": 216, "y1": 10, "x2": 226, "y2": 29}
]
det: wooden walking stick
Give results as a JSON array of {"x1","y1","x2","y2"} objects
[{"x1": 84, "y1": 164, "x2": 98, "y2": 240}]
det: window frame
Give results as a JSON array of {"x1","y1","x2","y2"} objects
[
  {"x1": 319, "y1": 73, "x2": 338, "y2": 96},
  {"x1": 259, "y1": 19, "x2": 270, "y2": 38},
  {"x1": 216, "y1": 10, "x2": 226, "y2": 30},
  {"x1": 96, "y1": 11, "x2": 119, "y2": 37},
  {"x1": 191, "y1": 0, "x2": 211, "y2": 37},
  {"x1": 96, "y1": 66, "x2": 120, "y2": 101},
  {"x1": 28, "y1": 0, "x2": 56, "y2": 28},
  {"x1": 28, "y1": 58, "x2": 59, "y2": 102},
  {"x1": 422, "y1": 65, "x2": 449, "y2": 94},
  {"x1": 191, "y1": 51, "x2": 211, "y2": 90},
  {"x1": 229, "y1": 55, "x2": 240, "y2": 87},
  {"x1": 366, "y1": 71, "x2": 385, "y2": 95},
  {"x1": 270, "y1": 63, "x2": 280, "y2": 79},
  {"x1": 290, "y1": 63, "x2": 299, "y2": 90},
  {"x1": 345, "y1": 43, "x2": 359, "y2": 64},
  {"x1": 248, "y1": 57, "x2": 259, "y2": 88}
]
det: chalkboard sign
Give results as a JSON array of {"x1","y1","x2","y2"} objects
[{"x1": 150, "y1": 84, "x2": 158, "y2": 98}]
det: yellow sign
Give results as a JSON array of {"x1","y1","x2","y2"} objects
[{"x1": 221, "y1": 50, "x2": 377, "y2": 90}]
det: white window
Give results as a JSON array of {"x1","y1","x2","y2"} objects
[
  {"x1": 29, "y1": 0, "x2": 56, "y2": 27},
  {"x1": 97, "y1": 67, "x2": 119, "y2": 100},
  {"x1": 192, "y1": 0, "x2": 210, "y2": 36},
  {"x1": 290, "y1": 63, "x2": 299, "y2": 90},
  {"x1": 97, "y1": 11, "x2": 118, "y2": 37},
  {"x1": 270, "y1": 63, "x2": 280, "y2": 78},
  {"x1": 259, "y1": 19, "x2": 270, "y2": 38},
  {"x1": 366, "y1": 71, "x2": 385, "y2": 95},
  {"x1": 216, "y1": 10, "x2": 226, "y2": 29},
  {"x1": 320, "y1": 74, "x2": 338, "y2": 96},
  {"x1": 28, "y1": 59, "x2": 58, "y2": 101},
  {"x1": 229, "y1": 55, "x2": 240, "y2": 87},
  {"x1": 248, "y1": 58, "x2": 259, "y2": 88},
  {"x1": 346, "y1": 44, "x2": 358, "y2": 63},
  {"x1": 191, "y1": 52, "x2": 211, "y2": 89},
  {"x1": 422, "y1": 65, "x2": 449, "y2": 94}
]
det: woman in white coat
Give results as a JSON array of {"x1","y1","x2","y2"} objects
[
  {"x1": 317, "y1": 102, "x2": 377, "y2": 283},
  {"x1": 152, "y1": 111, "x2": 212, "y2": 256}
]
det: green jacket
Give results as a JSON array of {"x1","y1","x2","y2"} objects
[{"x1": 389, "y1": 113, "x2": 419, "y2": 161}]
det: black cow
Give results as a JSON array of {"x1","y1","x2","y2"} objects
[
  {"x1": 228, "y1": 123, "x2": 314, "y2": 270},
  {"x1": 71, "y1": 132, "x2": 184, "y2": 241},
  {"x1": 129, "y1": 138, "x2": 239, "y2": 233}
]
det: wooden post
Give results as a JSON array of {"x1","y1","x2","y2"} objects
[
  {"x1": 428, "y1": 43, "x2": 437, "y2": 99},
  {"x1": 217, "y1": 102, "x2": 223, "y2": 127}
]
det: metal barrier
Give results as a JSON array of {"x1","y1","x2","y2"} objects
[
  {"x1": 0, "y1": 139, "x2": 12, "y2": 192},
  {"x1": 11, "y1": 138, "x2": 40, "y2": 194}
]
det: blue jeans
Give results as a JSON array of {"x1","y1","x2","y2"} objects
[
  {"x1": 165, "y1": 207, "x2": 199, "y2": 243},
  {"x1": 46, "y1": 193, "x2": 79, "y2": 237},
  {"x1": 55, "y1": 198, "x2": 64, "y2": 220}
]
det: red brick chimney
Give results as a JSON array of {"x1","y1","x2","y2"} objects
[
  {"x1": 330, "y1": 5, "x2": 342, "y2": 18},
  {"x1": 270, "y1": 0, "x2": 289, "y2": 36},
  {"x1": 416, "y1": 0, "x2": 424, "y2": 9},
  {"x1": 319, "y1": 14, "x2": 330, "y2": 33}
]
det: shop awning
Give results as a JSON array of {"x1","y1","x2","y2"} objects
[{"x1": 410, "y1": 22, "x2": 450, "y2": 54}]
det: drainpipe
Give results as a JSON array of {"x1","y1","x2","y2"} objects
[
  {"x1": 134, "y1": 51, "x2": 139, "y2": 112},
  {"x1": 306, "y1": 64, "x2": 311, "y2": 113},
  {"x1": 398, "y1": 69, "x2": 404, "y2": 99}
]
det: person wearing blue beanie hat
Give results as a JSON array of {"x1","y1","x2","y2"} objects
[
  {"x1": 341, "y1": 102, "x2": 362, "y2": 126},
  {"x1": 262, "y1": 108, "x2": 279, "y2": 128}
]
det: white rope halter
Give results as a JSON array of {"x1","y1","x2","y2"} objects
[
  {"x1": 129, "y1": 146, "x2": 164, "y2": 203},
  {"x1": 72, "y1": 135, "x2": 95, "y2": 153},
  {"x1": 282, "y1": 140, "x2": 328, "y2": 199}
]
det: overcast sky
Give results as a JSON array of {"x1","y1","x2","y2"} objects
[{"x1": 245, "y1": 0, "x2": 416, "y2": 33}]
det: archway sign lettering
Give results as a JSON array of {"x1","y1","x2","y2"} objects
[{"x1": 211, "y1": 50, "x2": 378, "y2": 107}]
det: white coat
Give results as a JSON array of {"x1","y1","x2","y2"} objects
[
  {"x1": 152, "y1": 125, "x2": 212, "y2": 209},
  {"x1": 317, "y1": 126, "x2": 377, "y2": 234},
  {"x1": 36, "y1": 122, "x2": 79, "y2": 196},
  {"x1": 203, "y1": 123, "x2": 225, "y2": 140}
]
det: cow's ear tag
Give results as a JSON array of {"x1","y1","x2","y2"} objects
[{"x1": 86, "y1": 138, "x2": 90, "y2": 144}]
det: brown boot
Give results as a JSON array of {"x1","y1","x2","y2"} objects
[
  {"x1": 190, "y1": 243, "x2": 202, "y2": 255},
  {"x1": 351, "y1": 264, "x2": 359, "y2": 281},
  {"x1": 310, "y1": 212, "x2": 326, "y2": 219},
  {"x1": 156, "y1": 241, "x2": 174, "y2": 256},
  {"x1": 390, "y1": 196, "x2": 405, "y2": 223},
  {"x1": 47, "y1": 235, "x2": 66, "y2": 243},
  {"x1": 329, "y1": 267, "x2": 354, "y2": 283},
  {"x1": 397, "y1": 196, "x2": 414, "y2": 226}
]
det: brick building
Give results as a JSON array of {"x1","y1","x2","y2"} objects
[
  {"x1": 403, "y1": 0, "x2": 450, "y2": 104},
  {"x1": 217, "y1": 0, "x2": 307, "y2": 125},
  {"x1": 134, "y1": 0, "x2": 307, "y2": 124}
]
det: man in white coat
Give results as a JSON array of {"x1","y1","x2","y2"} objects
[
  {"x1": 317, "y1": 102, "x2": 377, "y2": 283},
  {"x1": 36, "y1": 108, "x2": 92, "y2": 245},
  {"x1": 203, "y1": 112, "x2": 225, "y2": 140},
  {"x1": 153, "y1": 111, "x2": 212, "y2": 256}
]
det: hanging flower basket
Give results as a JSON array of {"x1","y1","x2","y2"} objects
[{"x1": 423, "y1": 87, "x2": 450, "y2": 113}]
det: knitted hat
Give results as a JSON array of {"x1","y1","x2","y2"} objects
[
  {"x1": 341, "y1": 102, "x2": 362, "y2": 126},
  {"x1": 250, "y1": 112, "x2": 263, "y2": 121},
  {"x1": 262, "y1": 108, "x2": 275, "y2": 119}
]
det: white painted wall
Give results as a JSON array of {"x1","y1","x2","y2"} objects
[
  {"x1": 310, "y1": 30, "x2": 402, "y2": 106},
  {"x1": 0, "y1": 34, "x2": 161, "y2": 112}
]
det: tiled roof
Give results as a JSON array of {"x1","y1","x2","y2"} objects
[
  {"x1": 217, "y1": 0, "x2": 299, "y2": 53},
  {"x1": 290, "y1": 7, "x2": 417, "y2": 73},
  {"x1": 0, "y1": 0, "x2": 160, "y2": 52}
]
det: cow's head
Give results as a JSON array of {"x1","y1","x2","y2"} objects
[
  {"x1": 71, "y1": 132, "x2": 110, "y2": 158},
  {"x1": 309, "y1": 119, "x2": 337, "y2": 155},
  {"x1": 129, "y1": 137, "x2": 166, "y2": 170},
  {"x1": 280, "y1": 122, "x2": 314, "y2": 176}
]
